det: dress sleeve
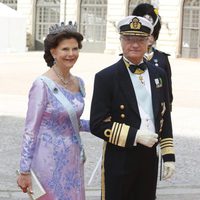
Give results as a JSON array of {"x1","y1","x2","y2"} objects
[
  {"x1": 77, "y1": 77, "x2": 90, "y2": 132},
  {"x1": 19, "y1": 78, "x2": 47, "y2": 172},
  {"x1": 78, "y1": 77, "x2": 86, "y2": 97},
  {"x1": 80, "y1": 119, "x2": 90, "y2": 132}
]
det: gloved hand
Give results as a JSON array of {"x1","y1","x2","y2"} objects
[
  {"x1": 163, "y1": 161, "x2": 175, "y2": 180},
  {"x1": 136, "y1": 129, "x2": 158, "y2": 148}
]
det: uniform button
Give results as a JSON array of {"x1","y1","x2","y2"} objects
[
  {"x1": 120, "y1": 105, "x2": 125, "y2": 110},
  {"x1": 121, "y1": 114, "x2": 125, "y2": 118}
]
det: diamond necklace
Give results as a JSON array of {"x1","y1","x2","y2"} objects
[{"x1": 52, "y1": 66, "x2": 71, "y2": 86}]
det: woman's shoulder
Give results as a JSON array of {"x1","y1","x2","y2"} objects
[
  {"x1": 74, "y1": 76, "x2": 85, "y2": 88},
  {"x1": 27, "y1": 76, "x2": 49, "y2": 101},
  {"x1": 30, "y1": 76, "x2": 49, "y2": 91},
  {"x1": 33, "y1": 76, "x2": 46, "y2": 85},
  {"x1": 75, "y1": 76, "x2": 86, "y2": 97},
  {"x1": 75, "y1": 76, "x2": 84, "y2": 84}
]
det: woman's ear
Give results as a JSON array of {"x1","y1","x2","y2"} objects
[{"x1": 50, "y1": 48, "x2": 56, "y2": 59}]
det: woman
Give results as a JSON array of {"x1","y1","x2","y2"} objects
[
  {"x1": 132, "y1": 3, "x2": 173, "y2": 111},
  {"x1": 17, "y1": 21, "x2": 90, "y2": 200}
]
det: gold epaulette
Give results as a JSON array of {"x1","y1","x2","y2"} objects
[
  {"x1": 104, "y1": 122, "x2": 129, "y2": 147},
  {"x1": 160, "y1": 138, "x2": 175, "y2": 155}
]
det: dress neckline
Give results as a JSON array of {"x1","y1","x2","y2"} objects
[
  {"x1": 55, "y1": 82, "x2": 80, "y2": 95},
  {"x1": 41, "y1": 75, "x2": 80, "y2": 95}
]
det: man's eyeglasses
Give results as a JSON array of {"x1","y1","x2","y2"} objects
[{"x1": 120, "y1": 35, "x2": 148, "y2": 44}]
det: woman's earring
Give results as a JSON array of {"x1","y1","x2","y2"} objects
[{"x1": 53, "y1": 58, "x2": 56, "y2": 65}]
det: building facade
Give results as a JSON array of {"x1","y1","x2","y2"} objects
[{"x1": 1, "y1": 0, "x2": 200, "y2": 58}]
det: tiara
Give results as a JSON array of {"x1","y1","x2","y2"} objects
[{"x1": 49, "y1": 21, "x2": 77, "y2": 34}]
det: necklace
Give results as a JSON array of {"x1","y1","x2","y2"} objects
[{"x1": 52, "y1": 66, "x2": 71, "y2": 86}]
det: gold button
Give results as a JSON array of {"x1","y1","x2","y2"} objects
[
  {"x1": 120, "y1": 105, "x2": 125, "y2": 110},
  {"x1": 121, "y1": 114, "x2": 125, "y2": 118}
]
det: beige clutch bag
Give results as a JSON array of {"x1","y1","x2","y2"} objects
[{"x1": 17, "y1": 169, "x2": 46, "y2": 200}]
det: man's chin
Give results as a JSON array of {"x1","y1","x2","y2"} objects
[{"x1": 128, "y1": 54, "x2": 143, "y2": 61}]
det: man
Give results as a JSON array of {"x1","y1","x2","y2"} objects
[{"x1": 90, "y1": 15, "x2": 175, "y2": 200}]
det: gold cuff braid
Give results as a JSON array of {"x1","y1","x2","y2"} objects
[
  {"x1": 104, "y1": 122, "x2": 129, "y2": 147},
  {"x1": 160, "y1": 138, "x2": 175, "y2": 155}
]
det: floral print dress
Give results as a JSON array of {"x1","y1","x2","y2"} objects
[{"x1": 19, "y1": 77, "x2": 90, "y2": 200}]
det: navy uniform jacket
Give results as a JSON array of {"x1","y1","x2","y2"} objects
[
  {"x1": 147, "y1": 48, "x2": 173, "y2": 109},
  {"x1": 90, "y1": 57, "x2": 175, "y2": 163}
]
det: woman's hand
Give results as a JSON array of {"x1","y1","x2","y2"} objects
[{"x1": 17, "y1": 173, "x2": 33, "y2": 193}]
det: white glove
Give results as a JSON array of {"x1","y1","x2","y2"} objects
[
  {"x1": 136, "y1": 129, "x2": 158, "y2": 148},
  {"x1": 163, "y1": 161, "x2": 175, "y2": 180}
]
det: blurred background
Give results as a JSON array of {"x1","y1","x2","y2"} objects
[{"x1": 0, "y1": 0, "x2": 200, "y2": 57}]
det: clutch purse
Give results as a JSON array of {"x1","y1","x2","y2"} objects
[{"x1": 16, "y1": 169, "x2": 46, "y2": 200}]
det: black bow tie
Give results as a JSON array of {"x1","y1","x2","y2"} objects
[{"x1": 129, "y1": 62, "x2": 147, "y2": 73}]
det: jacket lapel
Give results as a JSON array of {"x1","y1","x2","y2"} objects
[{"x1": 116, "y1": 58, "x2": 140, "y2": 117}]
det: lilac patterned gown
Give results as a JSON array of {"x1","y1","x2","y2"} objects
[{"x1": 19, "y1": 77, "x2": 90, "y2": 200}]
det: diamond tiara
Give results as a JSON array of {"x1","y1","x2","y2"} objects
[{"x1": 49, "y1": 21, "x2": 78, "y2": 34}]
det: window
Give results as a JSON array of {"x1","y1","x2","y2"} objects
[
  {"x1": 35, "y1": 0, "x2": 60, "y2": 50},
  {"x1": 79, "y1": 0, "x2": 107, "y2": 52},
  {"x1": 182, "y1": 0, "x2": 200, "y2": 58},
  {"x1": 0, "y1": 0, "x2": 17, "y2": 10}
]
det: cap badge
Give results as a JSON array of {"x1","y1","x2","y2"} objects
[{"x1": 130, "y1": 17, "x2": 141, "y2": 30}]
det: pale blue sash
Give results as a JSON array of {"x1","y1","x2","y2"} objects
[{"x1": 39, "y1": 76, "x2": 86, "y2": 163}]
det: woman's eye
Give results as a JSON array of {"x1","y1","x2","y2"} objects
[{"x1": 73, "y1": 47, "x2": 79, "y2": 51}]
